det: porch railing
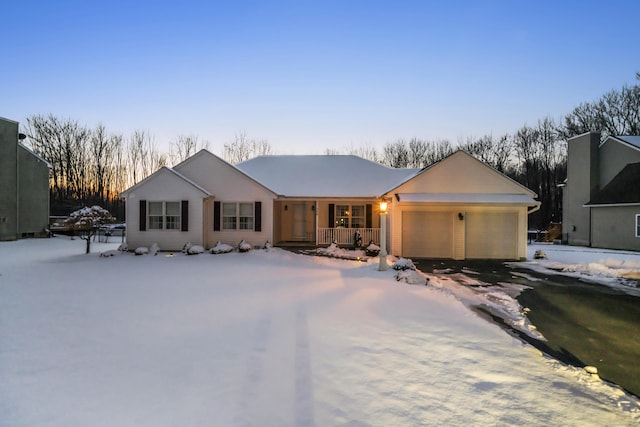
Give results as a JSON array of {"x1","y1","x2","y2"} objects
[{"x1": 317, "y1": 228, "x2": 380, "y2": 246}]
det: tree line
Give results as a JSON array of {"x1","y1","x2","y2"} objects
[
  {"x1": 24, "y1": 75, "x2": 639, "y2": 227},
  {"x1": 330, "y1": 75, "x2": 640, "y2": 229}
]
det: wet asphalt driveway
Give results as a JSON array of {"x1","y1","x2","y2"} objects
[{"x1": 412, "y1": 258, "x2": 640, "y2": 398}]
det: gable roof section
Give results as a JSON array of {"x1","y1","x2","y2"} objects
[
  {"x1": 120, "y1": 166, "x2": 211, "y2": 198},
  {"x1": 237, "y1": 155, "x2": 419, "y2": 197},
  {"x1": 383, "y1": 150, "x2": 538, "y2": 198},
  {"x1": 585, "y1": 162, "x2": 640, "y2": 206},
  {"x1": 174, "y1": 149, "x2": 277, "y2": 196}
]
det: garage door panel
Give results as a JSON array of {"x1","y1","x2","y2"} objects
[
  {"x1": 402, "y1": 211, "x2": 453, "y2": 258},
  {"x1": 465, "y1": 212, "x2": 517, "y2": 259}
]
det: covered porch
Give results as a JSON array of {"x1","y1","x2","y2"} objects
[{"x1": 273, "y1": 199, "x2": 382, "y2": 247}]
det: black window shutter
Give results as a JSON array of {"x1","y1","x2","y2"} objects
[
  {"x1": 214, "y1": 201, "x2": 221, "y2": 231},
  {"x1": 366, "y1": 204, "x2": 372, "y2": 228},
  {"x1": 254, "y1": 201, "x2": 262, "y2": 232},
  {"x1": 328, "y1": 203, "x2": 335, "y2": 228},
  {"x1": 181, "y1": 200, "x2": 189, "y2": 231},
  {"x1": 139, "y1": 200, "x2": 146, "y2": 231}
]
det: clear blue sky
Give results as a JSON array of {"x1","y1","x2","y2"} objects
[{"x1": 2, "y1": 0, "x2": 639, "y2": 154}]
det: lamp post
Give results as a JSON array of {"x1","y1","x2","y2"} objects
[{"x1": 378, "y1": 200, "x2": 388, "y2": 271}]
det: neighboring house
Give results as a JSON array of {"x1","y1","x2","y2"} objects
[
  {"x1": 561, "y1": 132, "x2": 640, "y2": 251},
  {"x1": 0, "y1": 117, "x2": 51, "y2": 241},
  {"x1": 121, "y1": 149, "x2": 540, "y2": 260}
]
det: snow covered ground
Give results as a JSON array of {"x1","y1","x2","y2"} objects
[
  {"x1": 513, "y1": 243, "x2": 640, "y2": 296},
  {"x1": 1, "y1": 237, "x2": 639, "y2": 426}
]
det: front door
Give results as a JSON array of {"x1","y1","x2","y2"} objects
[{"x1": 292, "y1": 203, "x2": 306, "y2": 240}]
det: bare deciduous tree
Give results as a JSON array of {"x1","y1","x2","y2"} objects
[
  {"x1": 222, "y1": 131, "x2": 273, "y2": 164},
  {"x1": 169, "y1": 134, "x2": 210, "y2": 165}
]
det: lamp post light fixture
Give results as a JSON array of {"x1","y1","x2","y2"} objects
[{"x1": 378, "y1": 200, "x2": 388, "y2": 271}]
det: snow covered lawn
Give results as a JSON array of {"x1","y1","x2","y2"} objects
[
  {"x1": 516, "y1": 243, "x2": 640, "y2": 296},
  {"x1": 1, "y1": 238, "x2": 638, "y2": 426}
]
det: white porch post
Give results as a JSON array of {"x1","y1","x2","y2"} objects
[{"x1": 378, "y1": 201, "x2": 388, "y2": 271}]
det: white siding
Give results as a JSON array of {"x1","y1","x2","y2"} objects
[
  {"x1": 174, "y1": 151, "x2": 276, "y2": 247},
  {"x1": 124, "y1": 168, "x2": 206, "y2": 251}
]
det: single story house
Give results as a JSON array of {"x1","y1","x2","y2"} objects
[
  {"x1": 561, "y1": 132, "x2": 640, "y2": 251},
  {"x1": 121, "y1": 149, "x2": 540, "y2": 260}
]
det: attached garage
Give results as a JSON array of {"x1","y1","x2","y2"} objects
[
  {"x1": 402, "y1": 211, "x2": 454, "y2": 258},
  {"x1": 385, "y1": 151, "x2": 541, "y2": 260}
]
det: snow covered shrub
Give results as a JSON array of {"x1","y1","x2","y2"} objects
[
  {"x1": 210, "y1": 241, "x2": 234, "y2": 254},
  {"x1": 366, "y1": 240, "x2": 380, "y2": 256},
  {"x1": 264, "y1": 241, "x2": 272, "y2": 251},
  {"x1": 100, "y1": 250, "x2": 119, "y2": 258},
  {"x1": 135, "y1": 247, "x2": 149, "y2": 255},
  {"x1": 149, "y1": 243, "x2": 160, "y2": 256},
  {"x1": 392, "y1": 258, "x2": 416, "y2": 271},
  {"x1": 534, "y1": 250, "x2": 547, "y2": 259},
  {"x1": 182, "y1": 242, "x2": 193, "y2": 253},
  {"x1": 186, "y1": 245, "x2": 205, "y2": 255},
  {"x1": 238, "y1": 240, "x2": 252, "y2": 253},
  {"x1": 117, "y1": 242, "x2": 128, "y2": 252},
  {"x1": 395, "y1": 270, "x2": 428, "y2": 285}
]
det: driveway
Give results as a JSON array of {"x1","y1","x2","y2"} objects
[{"x1": 412, "y1": 258, "x2": 640, "y2": 398}]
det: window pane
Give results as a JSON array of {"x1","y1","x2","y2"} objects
[
  {"x1": 165, "y1": 202, "x2": 180, "y2": 215},
  {"x1": 351, "y1": 217, "x2": 364, "y2": 228},
  {"x1": 336, "y1": 205, "x2": 349, "y2": 216},
  {"x1": 149, "y1": 202, "x2": 163, "y2": 215},
  {"x1": 149, "y1": 216, "x2": 163, "y2": 230},
  {"x1": 351, "y1": 205, "x2": 364, "y2": 217},
  {"x1": 239, "y1": 203, "x2": 253, "y2": 216},
  {"x1": 223, "y1": 203, "x2": 237, "y2": 216},
  {"x1": 166, "y1": 216, "x2": 180, "y2": 230},
  {"x1": 223, "y1": 217, "x2": 237, "y2": 230}
]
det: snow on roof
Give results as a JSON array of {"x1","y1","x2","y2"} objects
[
  {"x1": 237, "y1": 155, "x2": 419, "y2": 197},
  {"x1": 614, "y1": 135, "x2": 640, "y2": 150},
  {"x1": 397, "y1": 193, "x2": 540, "y2": 205}
]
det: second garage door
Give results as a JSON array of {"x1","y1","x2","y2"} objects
[
  {"x1": 465, "y1": 212, "x2": 517, "y2": 259},
  {"x1": 402, "y1": 211, "x2": 453, "y2": 258}
]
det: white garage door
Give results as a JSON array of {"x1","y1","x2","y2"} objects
[
  {"x1": 465, "y1": 212, "x2": 517, "y2": 259},
  {"x1": 402, "y1": 211, "x2": 453, "y2": 258}
]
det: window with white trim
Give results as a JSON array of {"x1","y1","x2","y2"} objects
[
  {"x1": 222, "y1": 202, "x2": 255, "y2": 230},
  {"x1": 335, "y1": 204, "x2": 365, "y2": 228},
  {"x1": 223, "y1": 203, "x2": 237, "y2": 230},
  {"x1": 148, "y1": 201, "x2": 180, "y2": 230},
  {"x1": 636, "y1": 214, "x2": 640, "y2": 238},
  {"x1": 239, "y1": 203, "x2": 254, "y2": 230},
  {"x1": 350, "y1": 205, "x2": 365, "y2": 228}
]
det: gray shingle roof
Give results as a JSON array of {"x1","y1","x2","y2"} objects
[
  {"x1": 586, "y1": 162, "x2": 640, "y2": 205},
  {"x1": 236, "y1": 155, "x2": 419, "y2": 197}
]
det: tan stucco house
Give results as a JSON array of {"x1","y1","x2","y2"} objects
[
  {"x1": 121, "y1": 149, "x2": 540, "y2": 260},
  {"x1": 561, "y1": 132, "x2": 640, "y2": 251}
]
